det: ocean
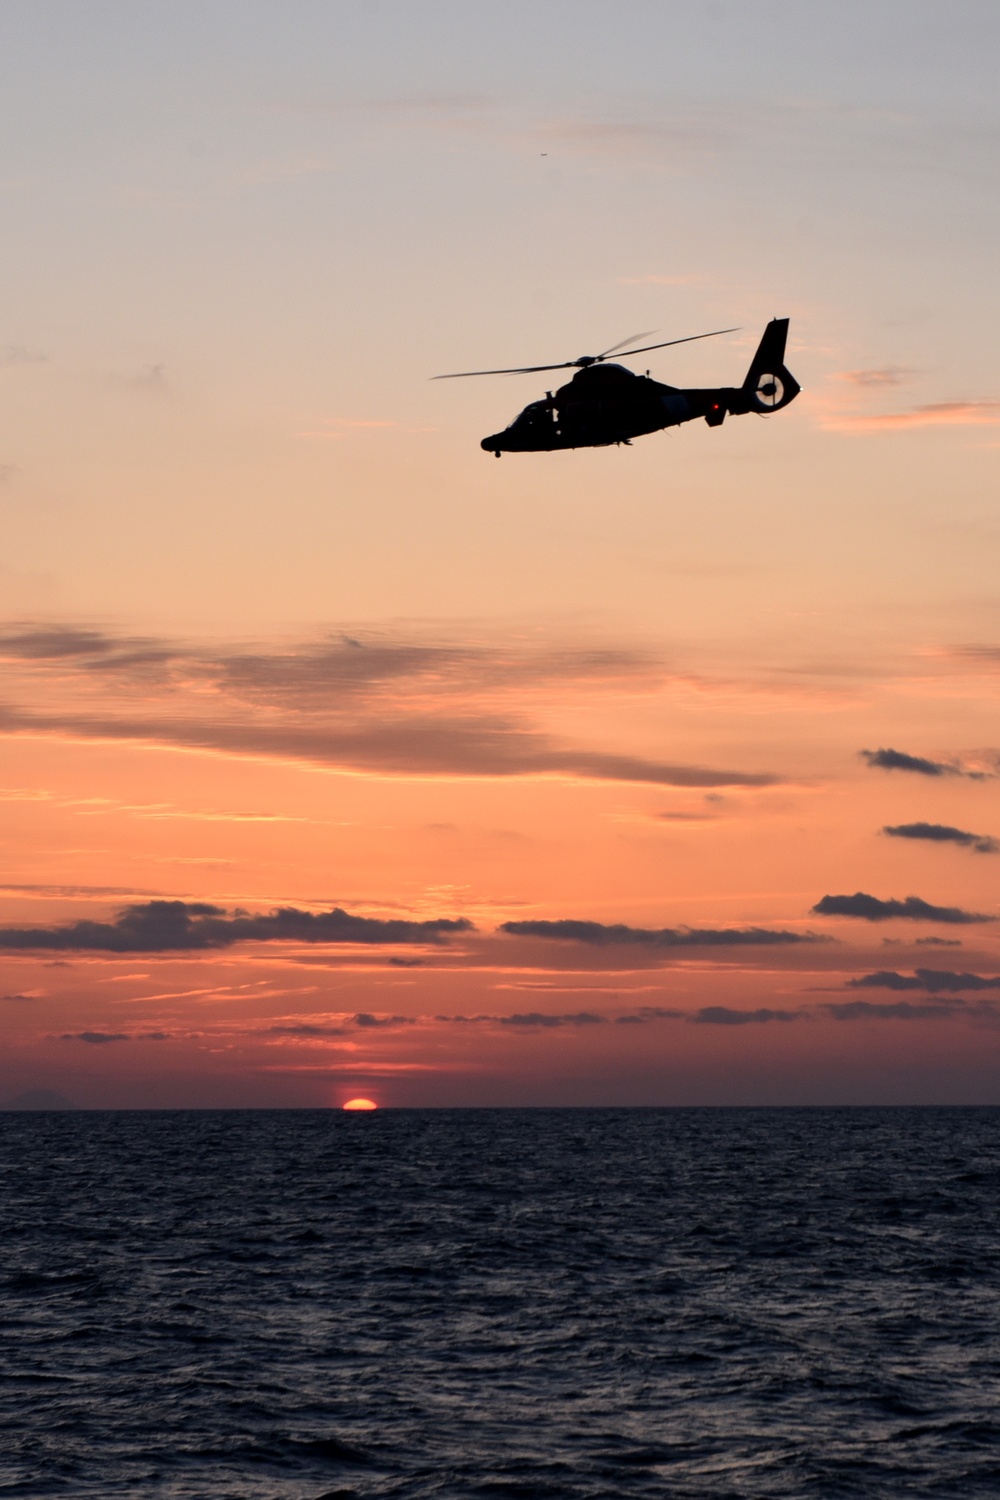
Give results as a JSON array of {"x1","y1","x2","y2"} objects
[{"x1": 2, "y1": 1107, "x2": 999, "y2": 1498}]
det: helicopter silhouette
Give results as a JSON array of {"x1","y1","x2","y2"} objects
[{"x1": 434, "y1": 319, "x2": 799, "y2": 455}]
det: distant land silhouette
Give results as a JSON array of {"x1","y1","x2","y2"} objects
[{"x1": 4, "y1": 1088, "x2": 78, "y2": 1110}]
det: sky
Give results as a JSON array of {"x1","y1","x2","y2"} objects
[{"x1": 3, "y1": 0, "x2": 1000, "y2": 1107}]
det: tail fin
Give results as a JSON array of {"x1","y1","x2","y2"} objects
[{"x1": 742, "y1": 318, "x2": 800, "y2": 412}]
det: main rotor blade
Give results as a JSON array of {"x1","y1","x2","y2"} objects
[
  {"x1": 432, "y1": 359, "x2": 580, "y2": 379},
  {"x1": 597, "y1": 330, "x2": 656, "y2": 358},
  {"x1": 607, "y1": 327, "x2": 739, "y2": 360},
  {"x1": 431, "y1": 326, "x2": 740, "y2": 380}
]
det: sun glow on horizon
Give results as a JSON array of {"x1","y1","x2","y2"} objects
[{"x1": 342, "y1": 1098, "x2": 379, "y2": 1111}]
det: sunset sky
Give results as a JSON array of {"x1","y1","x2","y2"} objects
[{"x1": 3, "y1": 1, "x2": 1000, "y2": 1106}]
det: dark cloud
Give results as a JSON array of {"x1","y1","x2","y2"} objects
[
  {"x1": 498, "y1": 1011, "x2": 605, "y2": 1028},
  {"x1": 0, "y1": 625, "x2": 173, "y2": 675},
  {"x1": 252, "y1": 1015, "x2": 418, "y2": 1039},
  {"x1": 615, "y1": 1006, "x2": 684, "y2": 1024},
  {"x1": 825, "y1": 1000, "x2": 962, "y2": 1021},
  {"x1": 2, "y1": 993, "x2": 34, "y2": 1002},
  {"x1": 847, "y1": 969, "x2": 931, "y2": 992},
  {"x1": 500, "y1": 919, "x2": 817, "y2": 946},
  {"x1": 811, "y1": 892, "x2": 993, "y2": 925},
  {"x1": 1, "y1": 626, "x2": 123, "y2": 659},
  {"x1": 690, "y1": 1006, "x2": 798, "y2": 1025},
  {"x1": 0, "y1": 623, "x2": 780, "y2": 789},
  {"x1": 267, "y1": 1023, "x2": 349, "y2": 1037},
  {"x1": 352, "y1": 1012, "x2": 416, "y2": 1029},
  {"x1": 0, "y1": 900, "x2": 474, "y2": 952},
  {"x1": 916, "y1": 936, "x2": 962, "y2": 947},
  {"x1": 521, "y1": 751, "x2": 774, "y2": 788},
  {"x1": 860, "y1": 747, "x2": 983, "y2": 779},
  {"x1": 953, "y1": 645, "x2": 1000, "y2": 663},
  {"x1": 0, "y1": 700, "x2": 776, "y2": 789},
  {"x1": 419, "y1": 1006, "x2": 685, "y2": 1029},
  {"x1": 62, "y1": 1031, "x2": 130, "y2": 1044},
  {"x1": 883, "y1": 821, "x2": 998, "y2": 855},
  {"x1": 435, "y1": 1011, "x2": 607, "y2": 1029},
  {"x1": 216, "y1": 638, "x2": 657, "y2": 703},
  {"x1": 848, "y1": 969, "x2": 1000, "y2": 993}
]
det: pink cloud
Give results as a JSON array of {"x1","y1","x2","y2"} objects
[
  {"x1": 825, "y1": 401, "x2": 1000, "y2": 432},
  {"x1": 834, "y1": 368, "x2": 910, "y2": 388}
]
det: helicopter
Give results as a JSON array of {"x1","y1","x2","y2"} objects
[{"x1": 434, "y1": 318, "x2": 800, "y2": 455}]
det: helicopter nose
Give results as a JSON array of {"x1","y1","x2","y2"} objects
[{"x1": 481, "y1": 433, "x2": 505, "y2": 455}]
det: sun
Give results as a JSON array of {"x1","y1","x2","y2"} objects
[{"x1": 342, "y1": 1097, "x2": 378, "y2": 1111}]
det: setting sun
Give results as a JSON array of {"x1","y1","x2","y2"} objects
[{"x1": 342, "y1": 1098, "x2": 379, "y2": 1111}]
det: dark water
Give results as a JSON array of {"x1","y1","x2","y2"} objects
[{"x1": 3, "y1": 1109, "x2": 1000, "y2": 1499}]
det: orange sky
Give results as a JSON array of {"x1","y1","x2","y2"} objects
[{"x1": 2, "y1": 3, "x2": 1000, "y2": 1104}]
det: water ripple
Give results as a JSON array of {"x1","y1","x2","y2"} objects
[{"x1": 1, "y1": 1108, "x2": 999, "y2": 1496}]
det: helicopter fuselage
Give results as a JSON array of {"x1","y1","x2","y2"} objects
[
  {"x1": 483, "y1": 364, "x2": 771, "y2": 454},
  {"x1": 478, "y1": 318, "x2": 800, "y2": 455}
]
